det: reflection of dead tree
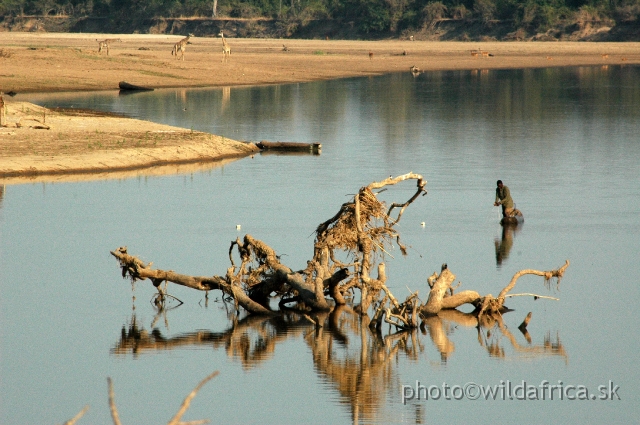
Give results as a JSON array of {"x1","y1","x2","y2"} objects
[
  {"x1": 306, "y1": 306, "x2": 422, "y2": 424},
  {"x1": 62, "y1": 372, "x2": 218, "y2": 425},
  {"x1": 112, "y1": 313, "x2": 312, "y2": 368},
  {"x1": 110, "y1": 306, "x2": 565, "y2": 423},
  {"x1": 111, "y1": 172, "x2": 569, "y2": 330},
  {"x1": 484, "y1": 316, "x2": 567, "y2": 361},
  {"x1": 423, "y1": 309, "x2": 568, "y2": 363},
  {"x1": 111, "y1": 307, "x2": 424, "y2": 424}
]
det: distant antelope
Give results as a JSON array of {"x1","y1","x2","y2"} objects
[
  {"x1": 601, "y1": 54, "x2": 609, "y2": 59},
  {"x1": 368, "y1": 51, "x2": 373, "y2": 60},
  {"x1": 470, "y1": 50, "x2": 479, "y2": 57},
  {"x1": 96, "y1": 38, "x2": 122, "y2": 55},
  {"x1": 172, "y1": 34, "x2": 193, "y2": 61},
  {"x1": 219, "y1": 31, "x2": 231, "y2": 62},
  {"x1": 410, "y1": 65, "x2": 422, "y2": 75}
]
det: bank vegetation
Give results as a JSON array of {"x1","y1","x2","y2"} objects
[{"x1": 1, "y1": 0, "x2": 640, "y2": 41}]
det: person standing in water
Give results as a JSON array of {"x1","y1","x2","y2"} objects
[{"x1": 494, "y1": 180, "x2": 515, "y2": 217}]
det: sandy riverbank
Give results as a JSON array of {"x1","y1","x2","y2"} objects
[
  {"x1": 1, "y1": 33, "x2": 638, "y2": 182},
  {"x1": 0, "y1": 101, "x2": 259, "y2": 183}
]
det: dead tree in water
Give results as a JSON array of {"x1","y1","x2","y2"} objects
[{"x1": 111, "y1": 172, "x2": 569, "y2": 328}]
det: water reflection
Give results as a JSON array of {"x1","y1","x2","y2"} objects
[
  {"x1": 0, "y1": 157, "x2": 244, "y2": 186},
  {"x1": 494, "y1": 223, "x2": 522, "y2": 267},
  {"x1": 113, "y1": 305, "x2": 567, "y2": 422},
  {"x1": 423, "y1": 309, "x2": 566, "y2": 362},
  {"x1": 5, "y1": 65, "x2": 639, "y2": 425}
]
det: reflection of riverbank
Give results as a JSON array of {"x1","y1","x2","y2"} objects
[{"x1": 0, "y1": 156, "x2": 244, "y2": 186}]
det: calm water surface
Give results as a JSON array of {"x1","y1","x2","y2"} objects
[{"x1": 2, "y1": 66, "x2": 640, "y2": 424}]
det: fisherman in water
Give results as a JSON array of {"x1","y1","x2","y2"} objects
[{"x1": 494, "y1": 180, "x2": 515, "y2": 218}]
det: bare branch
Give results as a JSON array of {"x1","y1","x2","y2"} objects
[
  {"x1": 497, "y1": 260, "x2": 570, "y2": 302},
  {"x1": 111, "y1": 246, "x2": 273, "y2": 315},
  {"x1": 107, "y1": 378, "x2": 122, "y2": 425},
  {"x1": 167, "y1": 371, "x2": 219, "y2": 425},
  {"x1": 62, "y1": 405, "x2": 89, "y2": 425}
]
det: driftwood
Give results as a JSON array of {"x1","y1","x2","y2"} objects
[
  {"x1": 111, "y1": 172, "x2": 569, "y2": 329},
  {"x1": 419, "y1": 260, "x2": 570, "y2": 318}
]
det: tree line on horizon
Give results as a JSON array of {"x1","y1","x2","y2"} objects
[{"x1": 1, "y1": 0, "x2": 639, "y2": 37}]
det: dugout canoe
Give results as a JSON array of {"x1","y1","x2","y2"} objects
[{"x1": 256, "y1": 141, "x2": 321, "y2": 154}]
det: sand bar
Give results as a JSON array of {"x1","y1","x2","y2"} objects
[{"x1": 1, "y1": 33, "x2": 638, "y2": 182}]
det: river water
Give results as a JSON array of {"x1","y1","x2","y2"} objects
[{"x1": 2, "y1": 65, "x2": 639, "y2": 424}]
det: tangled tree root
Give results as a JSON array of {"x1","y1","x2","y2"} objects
[{"x1": 111, "y1": 172, "x2": 569, "y2": 331}]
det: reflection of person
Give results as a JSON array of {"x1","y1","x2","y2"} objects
[
  {"x1": 495, "y1": 224, "x2": 515, "y2": 266},
  {"x1": 494, "y1": 180, "x2": 514, "y2": 217}
]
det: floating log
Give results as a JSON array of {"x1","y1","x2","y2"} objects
[
  {"x1": 118, "y1": 81, "x2": 154, "y2": 91},
  {"x1": 256, "y1": 141, "x2": 321, "y2": 154}
]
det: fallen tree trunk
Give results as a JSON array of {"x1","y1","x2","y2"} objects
[
  {"x1": 111, "y1": 172, "x2": 569, "y2": 329},
  {"x1": 422, "y1": 266, "x2": 457, "y2": 315},
  {"x1": 419, "y1": 260, "x2": 570, "y2": 317}
]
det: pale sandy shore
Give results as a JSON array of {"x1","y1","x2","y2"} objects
[
  {"x1": 1, "y1": 33, "x2": 638, "y2": 182},
  {"x1": 0, "y1": 101, "x2": 259, "y2": 184}
]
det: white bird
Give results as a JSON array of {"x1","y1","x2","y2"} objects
[
  {"x1": 236, "y1": 224, "x2": 241, "y2": 230},
  {"x1": 420, "y1": 222, "x2": 425, "y2": 227}
]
